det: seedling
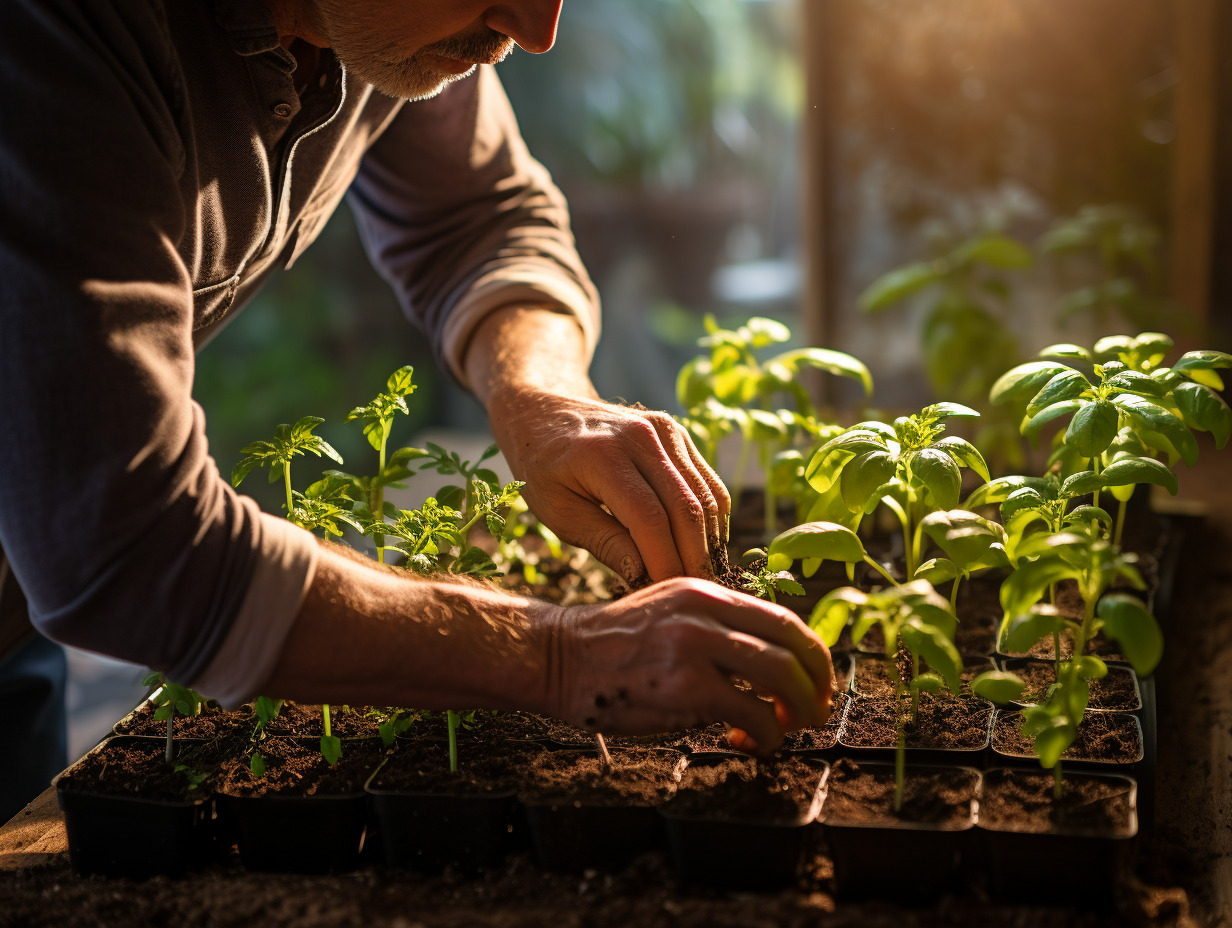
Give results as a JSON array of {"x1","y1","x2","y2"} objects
[
  {"x1": 859, "y1": 229, "x2": 1033, "y2": 469},
  {"x1": 803, "y1": 403, "x2": 990, "y2": 579},
  {"x1": 676, "y1": 314, "x2": 872, "y2": 537},
  {"x1": 808, "y1": 580, "x2": 963, "y2": 809},
  {"x1": 231, "y1": 416, "x2": 344, "y2": 524},
  {"x1": 914, "y1": 509, "x2": 1009, "y2": 610},
  {"x1": 997, "y1": 524, "x2": 1163, "y2": 796},
  {"x1": 141, "y1": 672, "x2": 205, "y2": 764}
]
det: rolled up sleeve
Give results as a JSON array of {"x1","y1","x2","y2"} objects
[
  {"x1": 0, "y1": 0, "x2": 316, "y2": 705},
  {"x1": 347, "y1": 66, "x2": 601, "y2": 389}
]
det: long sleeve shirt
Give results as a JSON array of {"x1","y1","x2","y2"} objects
[{"x1": 0, "y1": 0, "x2": 600, "y2": 705}]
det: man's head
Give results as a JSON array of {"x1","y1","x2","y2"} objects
[{"x1": 280, "y1": 0, "x2": 564, "y2": 101}]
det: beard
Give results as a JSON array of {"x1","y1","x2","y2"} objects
[{"x1": 311, "y1": 7, "x2": 516, "y2": 100}]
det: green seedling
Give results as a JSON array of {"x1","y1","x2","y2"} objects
[
  {"x1": 859, "y1": 229, "x2": 1032, "y2": 470},
  {"x1": 765, "y1": 521, "x2": 900, "y2": 588},
  {"x1": 804, "y1": 403, "x2": 990, "y2": 578},
  {"x1": 997, "y1": 524, "x2": 1163, "y2": 796},
  {"x1": 915, "y1": 509, "x2": 1009, "y2": 610},
  {"x1": 1039, "y1": 205, "x2": 1166, "y2": 331},
  {"x1": 231, "y1": 416, "x2": 344, "y2": 524},
  {"x1": 676, "y1": 314, "x2": 872, "y2": 538},
  {"x1": 247, "y1": 696, "x2": 285, "y2": 777},
  {"x1": 142, "y1": 672, "x2": 205, "y2": 764},
  {"x1": 808, "y1": 580, "x2": 963, "y2": 810},
  {"x1": 737, "y1": 548, "x2": 805, "y2": 603}
]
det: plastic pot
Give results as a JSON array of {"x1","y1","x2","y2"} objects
[
  {"x1": 990, "y1": 708, "x2": 1144, "y2": 778},
  {"x1": 976, "y1": 766, "x2": 1138, "y2": 906},
  {"x1": 53, "y1": 736, "x2": 216, "y2": 878},
  {"x1": 839, "y1": 695, "x2": 993, "y2": 767},
  {"x1": 519, "y1": 748, "x2": 686, "y2": 873},
  {"x1": 660, "y1": 753, "x2": 828, "y2": 891},
  {"x1": 819, "y1": 758, "x2": 981, "y2": 901}
]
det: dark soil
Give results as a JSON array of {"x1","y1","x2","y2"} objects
[
  {"x1": 850, "y1": 655, "x2": 995, "y2": 699},
  {"x1": 1002, "y1": 658, "x2": 1142, "y2": 711},
  {"x1": 399, "y1": 710, "x2": 550, "y2": 745},
  {"x1": 822, "y1": 757, "x2": 979, "y2": 828},
  {"x1": 111, "y1": 702, "x2": 254, "y2": 740},
  {"x1": 258, "y1": 703, "x2": 385, "y2": 739},
  {"x1": 533, "y1": 717, "x2": 684, "y2": 751},
  {"x1": 664, "y1": 754, "x2": 823, "y2": 824},
  {"x1": 992, "y1": 710, "x2": 1143, "y2": 765},
  {"x1": 995, "y1": 581, "x2": 1132, "y2": 662},
  {"x1": 673, "y1": 693, "x2": 849, "y2": 753},
  {"x1": 840, "y1": 696, "x2": 992, "y2": 752},
  {"x1": 213, "y1": 738, "x2": 388, "y2": 799},
  {"x1": 55, "y1": 737, "x2": 221, "y2": 804},
  {"x1": 979, "y1": 767, "x2": 1135, "y2": 835},
  {"x1": 518, "y1": 749, "x2": 683, "y2": 807},
  {"x1": 368, "y1": 738, "x2": 541, "y2": 796}
]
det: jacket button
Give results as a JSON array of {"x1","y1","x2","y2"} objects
[{"x1": 272, "y1": 102, "x2": 293, "y2": 118}]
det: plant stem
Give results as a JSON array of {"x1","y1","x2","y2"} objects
[
  {"x1": 447, "y1": 709, "x2": 460, "y2": 773},
  {"x1": 375, "y1": 428, "x2": 389, "y2": 564},
  {"x1": 1114, "y1": 496, "x2": 1128, "y2": 548},
  {"x1": 949, "y1": 574, "x2": 963, "y2": 612},
  {"x1": 283, "y1": 466, "x2": 294, "y2": 520},
  {"x1": 863, "y1": 556, "x2": 900, "y2": 588},
  {"x1": 323, "y1": 704, "x2": 332, "y2": 737}
]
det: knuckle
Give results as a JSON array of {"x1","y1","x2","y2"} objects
[{"x1": 675, "y1": 496, "x2": 706, "y2": 528}]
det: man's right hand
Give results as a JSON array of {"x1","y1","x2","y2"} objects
[{"x1": 548, "y1": 578, "x2": 835, "y2": 754}]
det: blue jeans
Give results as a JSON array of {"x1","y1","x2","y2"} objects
[{"x1": 0, "y1": 635, "x2": 67, "y2": 822}]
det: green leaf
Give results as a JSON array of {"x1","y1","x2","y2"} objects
[
  {"x1": 1172, "y1": 382, "x2": 1231, "y2": 449},
  {"x1": 1105, "y1": 371, "x2": 1166, "y2": 397},
  {"x1": 933, "y1": 436, "x2": 990, "y2": 483},
  {"x1": 1001, "y1": 604, "x2": 1069, "y2": 653},
  {"x1": 965, "y1": 475, "x2": 1047, "y2": 508},
  {"x1": 808, "y1": 587, "x2": 867, "y2": 647},
  {"x1": 768, "y1": 522, "x2": 868, "y2": 565},
  {"x1": 910, "y1": 672, "x2": 946, "y2": 694},
  {"x1": 914, "y1": 557, "x2": 958, "y2": 584},
  {"x1": 1059, "y1": 470, "x2": 1104, "y2": 497},
  {"x1": 386, "y1": 365, "x2": 416, "y2": 397},
  {"x1": 971, "y1": 671, "x2": 1027, "y2": 704},
  {"x1": 1114, "y1": 393, "x2": 1199, "y2": 465},
  {"x1": 901, "y1": 619, "x2": 963, "y2": 694},
  {"x1": 1034, "y1": 717, "x2": 1077, "y2": 769},
  {"x1": 922, "y1": 402, "x2": 980, "y2": 420},
  {"x1": 991, "y1": 361, "x2": 1070, "y2": 409},
  {"x1": 909, "y1": 448, "x2": 962, "y2": 509},
  {"x1": 1098, "y1": 456, "x2": 1178, "y2": 495},
  {"x1": 1023, "y1": 399, "x2": 1084, "y2": 442},
  {"x1": 1026, "y1": 369, "x2": 1092, "y2": 417},
  {"x1": 858, "y1": 261, "x2": 941, "y2": 311},
  {"x1": 771, "y1": 348, "x2": 874, "y2": 396},
  {"x1": 1069, "y1": 655, "x2": 1108, "y2": 680},
  {"x1": 953, "y1": 233, "x2": 1034, "y2": 270},
  {"x1": 1097, "y1": 594, "x2": 1163, "y2": 676},
  {"x1": 250, "y1": 752, "x2": 267, "y2": 777},
  {"x1": 1065, "y1": 400, "x2": 1118, "y2": 458},
  {"x1": 231, "y1": 458, "x2": 260, "y2": 488},
  {"x1": 320, "y1": 735, "x2": 342, "y2": 766},
  {"x1": 840, "y1": 450, "x2": 897, "y2": 512},
  {"x1": 1038, "y1": 343, "x2": 1092, "y2": 362},
  {"x1": 1171, "y1": 349, "x2": 1232, "y2": 378}
]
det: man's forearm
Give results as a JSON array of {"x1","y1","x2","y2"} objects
[
  {"x1": 464, "y1": 304, "x2": 599, "y2": 413},
  {"x1": 259, "y1": 542, "x2": 563, "y2": 713}
]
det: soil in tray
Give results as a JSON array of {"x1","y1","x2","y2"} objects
[
  {"x1": 57, "y1": 737, "x2": 231, "y2": 802},
  {"x1": 370, "y1": 738, "x2": 543, "y2": 795},
  {"x1": 992, "y1": 710, "x2": 1142, "y2": 764},
  {"x1": 666, "y1": 693, "x2": 850, "y2": 754},
  {"x1": 823, "y1": 757, "x2": 978, "y2": 828},
  {"x1": 534, "y1": 717, "x2": 686, "y2": 751},
  {"x1": 1003, "y1": 659, "x2": 1140, "y2": 711},
  {"x1": 667, "y1": 754, "x2": 820, "y2": 822},
  {"x1": 980, "y1": 767, "x2": 1134, "y2": 834},
  {"x1": 519, "y1": 748, "x2": 682, "y2": 806},
  {"x1": 213, "y1": 737, "x2": 388, "y2": 798},
  {"x1": 398, "y1": 709, "x2": 549, "y2": 744},
  {"x1": 112, "y1": 702, "x2": 254, "y2": 740},
  {"x1": 841, "y1": 696, "x2": 992, "y2": 751},
  {"x1": 996, "y1": 582, "x2": 1133, "y2": 662},
  {"x1": 257, "y1": 703, "x2": 384, "y2": 739},
  {"x1": 850, "y1": 656, "x2": 993, "y2": 699}
]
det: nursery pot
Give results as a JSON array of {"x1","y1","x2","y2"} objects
[
  {"x1": 365, "y1": 739, "x2": 537, "y2": 873},
  {"x1": 976, "y1": 766, "x2": 1138, "y2": 907},
  {"x1": 660, "y1": 753, "x2": 828, "y2": 891},
  {"x1": 53, "y1": 736, "x2": 216, "y2": 878},
  {"x1": 519, "y1": 748, "x2": 687, "y2": 873},
  {"x1": 215, "y1": 737, "x2": 383, "y2": 873},
  {"x1": 819, "y1": 758, "x2": 981, "y2": 901},
  {"x1": 990, "y1": 708, "x2": 1144, "y2": 778},
  {"x1": 996, "y1": 657, "x2": 1143, "y2": 713},
  {"x1": 839, "y1": 695, "x2": 993, "y2": 767}
]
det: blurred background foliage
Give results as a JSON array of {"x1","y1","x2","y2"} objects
[{"x1": 195, "y1": 0, "x2": 1204, "y2": 514}]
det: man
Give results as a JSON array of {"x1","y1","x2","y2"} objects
[{"x1": 0, "y1": 0, "x2": 833, "y2": 815}]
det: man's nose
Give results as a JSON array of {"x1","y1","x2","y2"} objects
[{"x1": 484, "y1": 0, "x2": 563, "y2": 54}]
